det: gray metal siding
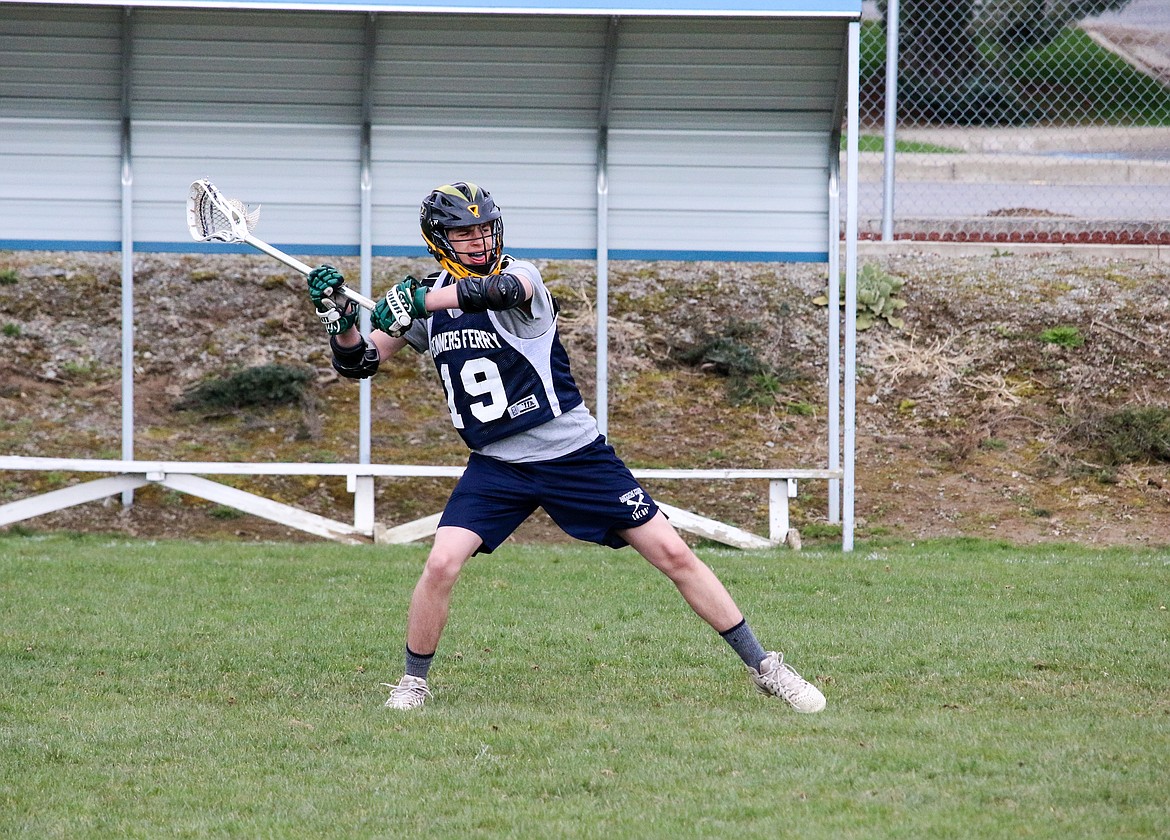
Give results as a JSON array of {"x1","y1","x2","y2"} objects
[
  {"x1": 132, "y1": 122, "x2": 362, "y2": 246},
  {"x1": 371, "y1": 126, "x2": 598, "y2": 253},
  {"x1": 0, "y1": 6, "x2": 123, "y2": 244},
  {"x1": 0, "y1": 120, "x2": 122, "y2": 243},
  {"x1": 610, "y1": 17, "x2": 845, "y2": 131},
  {"x1": 374, "y1": 14, "x2": 609, "y2": 130},
  {"x1": 608, "y1": 129, "x2": 828, "y2": 254},
  {"x1": 0, "y1": 3, "x2": 848, "y2": 260},
  {"x1": 132, "y1": 9, "x2": 366, "y2": 123},
  {"x1": 0, "y1": 5, "x2": 122, "y2": 120},
  {"x1": 369, "y1": 13, "x2": 607, "y2": 253}
]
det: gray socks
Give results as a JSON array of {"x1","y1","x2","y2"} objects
[
  {"x1": 404, "y1": 646, "x2": 434, "y2": 680},
  {"x1": 719, "y1": 618, "x2": 768, "y2": 670}
]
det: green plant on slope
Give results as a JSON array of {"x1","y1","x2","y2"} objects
[
  {"x1": 1038, "y1": 325, "x2": 1083, "y2": 348},
  {"x1": 814, "y1": 262, "x2": 907, "y2": 330},
  {"x1": 672, "y1": 325, "x2": 801, "y2": 406}
]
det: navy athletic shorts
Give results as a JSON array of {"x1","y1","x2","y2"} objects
[{"x1": 438, "y1": 435, "x2": 659, "y2": 553}]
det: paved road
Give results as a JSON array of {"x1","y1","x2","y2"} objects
[
  {"x1": 854, "y1": 1, "x2": 1170, "y2": 237},
  {"x1": 1082, "y1": 0, "x2": 1170, "y2": 85},
  {"x1": 1085, "y1": 0, "x2": 1170, "y2": 30}
]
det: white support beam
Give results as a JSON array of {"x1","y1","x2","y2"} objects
[
  {"x1": 374, "y1": 512, "x2": 444, "y2": 545},
  {"x1": 0, "y1": 457, "x2": 843, "y2": 549},
  {"x1": 594, "y1": 15, "x2": 620, "y2": 437},
  {"x1": 655, "y1": 502, "x2": 774, "y2": 550},
  {"x1": 843, "y1": 19, "x2": 861, "y2": 551},
  {"x1": 0, "y1": 475, "x2": 148, "y2": 527},
  {"x1": 349, "y1": 474, "x2": 376, "y2": 532},
  {"x1": 768, "y1": 478, "x2": 798, "y2": 541},
  {"x1": 158, "y1": 474, "x2": 367, "y2": 544},
  {"x1": 119, "y1": 7, "x2": 135, "y2": 507}
]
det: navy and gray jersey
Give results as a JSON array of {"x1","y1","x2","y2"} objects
[{"x1": 402, "y1": 257, "x2": 598, "y2": 459}]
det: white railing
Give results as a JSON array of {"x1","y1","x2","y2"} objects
[{"x1": 0, "y1": 456, "x2": 843, "y2": 550}]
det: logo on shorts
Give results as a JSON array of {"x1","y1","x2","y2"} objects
[
  {"x1": 508, "y1": 394, "x2": 539, "y2": 418},
  {"x1": 620, "y1": 488, "x2": 650, "y2": 521}
]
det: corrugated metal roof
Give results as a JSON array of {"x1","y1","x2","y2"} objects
[
  {"x1": 9, "y1": 0, "x2": 862, "y2": 17},
  {"x1": 0, "y1": 1, "x2": 855, "y2": 260}
]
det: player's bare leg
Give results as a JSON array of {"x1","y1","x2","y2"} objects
[
  {"x1": 618, "y1": 511, "x2": 743, "y2": 631},
  {"x1": 405, "y1": 526, "x2": 482, "y2": 654},
  {"x1": 619, "y1": 511, "x2": 825, "y2": 713},
  {"x1": 384, "y1": 526, "x2": 481, "y2": 710}
]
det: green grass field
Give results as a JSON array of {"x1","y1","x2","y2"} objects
[{"x1": 2, "y1": 535, "x2": 1167, "y2": 838}]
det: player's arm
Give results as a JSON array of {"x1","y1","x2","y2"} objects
[
  {"x1": 367, "y1": 330, "x2": 409, "y2": 359},
  {"x1": 431, "y1": 272, "x2": 533, "y2": 313},
  {"x1": 307, "y1": 265, "x2": 415, "y2": 380},
  {"x1": 329, "y1": 329, "x2": 413, "y2": 380},
  {"x1": 374, "y1": 271, "x2": 533, "y2": 316}
]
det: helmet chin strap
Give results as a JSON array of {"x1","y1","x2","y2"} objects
[
  {"x1": 425, "y1": 220, "x2": 503, "y2": 279},
  {"x1": 452, "y1": 233, "x2": 500, "y2": 277},
  {"x1": 439, "y1": 252, "x2": 499, "y2": 279}
]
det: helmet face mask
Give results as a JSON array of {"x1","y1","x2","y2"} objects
[{"x1": 420, "y1": 182, "x2": 504, "y2": 278}]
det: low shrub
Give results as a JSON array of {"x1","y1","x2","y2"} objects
[{"x1": 175, "y1": 364, "x2": 313, "y2": 412}]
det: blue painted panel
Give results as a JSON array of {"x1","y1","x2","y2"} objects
[{"x1": 0, "y1": 239, "x2": 829, "y2": 263}]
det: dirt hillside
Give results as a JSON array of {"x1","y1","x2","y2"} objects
[{"x1": 2, "y1": 248, "x2": 1168, "y2": 548}]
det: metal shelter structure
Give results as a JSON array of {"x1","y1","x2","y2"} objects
[{"x1": 0, "y1": 0, "x2": 863, "y2": 549}]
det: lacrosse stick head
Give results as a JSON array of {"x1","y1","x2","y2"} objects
[{"x1": 187, "y1": 179, "x2": 260, "y2": 243}]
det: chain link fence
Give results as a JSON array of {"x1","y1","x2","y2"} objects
[{"x1": 854, "y1": 0, "x2": 1170, "y2": 244}]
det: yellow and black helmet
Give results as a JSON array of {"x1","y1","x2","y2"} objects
[{"x1": 420, "y1": 182, "x2": 504, "y2": 278}]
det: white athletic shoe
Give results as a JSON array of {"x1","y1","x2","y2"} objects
[
  {"x1": 382, "y1": 675, "x2": 432, "y2": 710},
  {"x1": 749, "y1": 651, "x2": 826, "y2": 713}
]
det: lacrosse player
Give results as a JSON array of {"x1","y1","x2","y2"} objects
[{"x1": 306, "y1": 181, "x2": 825, "y2": 714}]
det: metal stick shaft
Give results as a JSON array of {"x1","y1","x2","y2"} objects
[
  {"x1": 242, "y1": 232, "x2": 376, "y2": 311},
  {"x1": 244, "y1": 232, "x2": 313, "y2": 274}
]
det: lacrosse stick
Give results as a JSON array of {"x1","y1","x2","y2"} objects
[{"x1": 186, "y1": 179, "x2": 390, "y2": 320}]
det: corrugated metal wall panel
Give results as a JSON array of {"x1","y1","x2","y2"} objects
[
  {"x1": 374, "y1": 14, "x2": 608, "y2": 129},
  {"x1": 0, "y1": 5, "x2": 122, "y2": 119},
  {"x1": 611, "y1": 17, "x2": 844, "y2": 132},
  {"x1": 0, "y1": 119, "x2": 121, "y2": 243},
  {"x1": 608, "y1": 129, "x2": 827, "y2": 254},
  {"x1": 1, "y1": 7, "x2": 143, "y2": 245},
  {"x1": 132, "y1": 122, "x2": 362, "y2": 247},
  {"x1": 132, "y1": 9, "x2": 366, "y2": 123},
  {"x1": 370, "y1": 126, "x2": 598, "y2": 254},
  {"x1": 0, "y1": 4, "x2": 847, "y2": 260}
]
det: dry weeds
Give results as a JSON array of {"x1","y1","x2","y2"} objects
[{"x1": 2, "y1": 248, "x2": 1169, "y2": 547}]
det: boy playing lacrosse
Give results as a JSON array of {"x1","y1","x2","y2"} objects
[{"x1": 307, "y1": 181, "x2": 825, "y2": 713}]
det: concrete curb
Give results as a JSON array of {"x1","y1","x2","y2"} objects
[
  {"x1": 852, "y1": 153, "x2": 1170, "y2": 185},
  {"x1": 848, "y1": 240, "x2": 1169, "y2": 261}
]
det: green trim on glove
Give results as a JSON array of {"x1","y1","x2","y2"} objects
[
  {"x1": 308, "y1": 265, "x2": 345, "y2": 303},
  {"x1": 390, "y1": 278, "x2": 428, "y2": 320},
  {"x1": 316, "y1": 298, "x2": 358, "y2": 336},
  {"x1": 372, "y1": 276, "x2": 426, "y2": 338},
  {"x1": 308, "y1": 264, "x2": 357, "y2": 336},
  {"x1": 398, "y1": 277, "x2": 428, "y2": 320}
]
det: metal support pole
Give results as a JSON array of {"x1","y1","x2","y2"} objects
[
  {"x1": 596, "y1": 145, "x2": 609, "y2": 437},
  {"x1": 827, "y1": 158, "x2": 841, "y2": 524},
  {"x1": 119, "y1": 8, "x2": 135, "y2": 506},
  {"x1": 595, "y1": 17, "x2": 619, "y2": 438},
  {"x1": 881, "y1": 0, "x2": 900, "y2": 242},
  {"x1": 359, "y1": 13, "x2": 376, "y2": 465},
  {"x1": 844, "y1": 21, "x2": 861, "y2": 551}
]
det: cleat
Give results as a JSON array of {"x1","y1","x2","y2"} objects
[
  {"x1": 382, "y1": 674, "x2": 432, "y2": 710},
  {"x1": 749, "y1": 651, "x2": 826, "y2": 713}
]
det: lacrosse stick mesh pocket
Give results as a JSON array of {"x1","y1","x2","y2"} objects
[{"x1": 189, "y1": 181, "x2": 260, "y2": 242}]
